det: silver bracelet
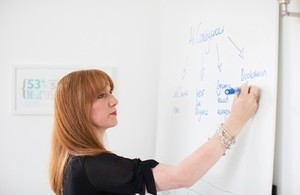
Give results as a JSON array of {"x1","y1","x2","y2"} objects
[{"x1": 216, "y1": 123, "x2": 236, "y2": 150}]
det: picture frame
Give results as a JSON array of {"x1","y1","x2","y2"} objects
[{"x1": 12, "y1": 65, "x2": 113, "y2": 115}]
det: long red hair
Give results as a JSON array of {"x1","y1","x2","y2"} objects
[{"x1": 49, "y1": 69, "x2": 114, "y2": 195}]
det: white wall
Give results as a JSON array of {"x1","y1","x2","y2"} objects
[
  {"x1": 0, "y1": 1, "x2": 300, "y2": 195},
  {"x1": 273, "y1": 1, "x2": 300, "y2": 194},
  {"x1": 0, "y1": 0, "x2": 160, "y2": 194}
]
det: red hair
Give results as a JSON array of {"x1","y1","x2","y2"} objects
[{"x1": 49, "y1": 69, "x2": 114, "y2": 195}]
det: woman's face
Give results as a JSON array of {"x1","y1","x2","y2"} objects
[{"x1": 89, "y1": 85, "x2": 118, "y2": 132}]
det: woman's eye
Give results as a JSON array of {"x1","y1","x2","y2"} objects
[{"x1": 98, "y1": 94, "x2": 105, "y2": 99}]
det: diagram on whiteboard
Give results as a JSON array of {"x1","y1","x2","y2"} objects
[{"x1": 155, "y1": 0, "x2": 278, "y2": 194}]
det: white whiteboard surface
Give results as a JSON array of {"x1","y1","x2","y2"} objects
[{"x1": 155, "y1": 0, "x2": 278, "y2": 194}]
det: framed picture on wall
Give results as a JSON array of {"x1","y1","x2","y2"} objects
[{"x1": 12, "y1": 65, "x2": 113, "y2": 115}]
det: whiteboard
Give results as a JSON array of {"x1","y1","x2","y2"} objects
[{"x1": 155, "y1": 0, "x2": 278, "y2": 194}]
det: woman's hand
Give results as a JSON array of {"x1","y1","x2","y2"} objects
[{"x1": 225, "y1": 83, "x2": 260, "y2": 136}]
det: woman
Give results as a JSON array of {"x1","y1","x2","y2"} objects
[{"x1": 49, "y1": 69, "x2": 260, "y2": 195}]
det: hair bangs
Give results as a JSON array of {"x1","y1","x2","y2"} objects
[{"x1": 86, "y1": 70, "x2": 114, "y2": 101}]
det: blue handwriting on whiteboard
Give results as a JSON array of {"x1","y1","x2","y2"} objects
[
  {"x1": 189, "y1": 23, "x2": 225, "y2": 45},
  {"x1": 216, "y1": 80, "x2": 231, "y2": 96},
  {"x1": 196, "y1": 87, "x2": 205, "y2": 98},
  {"x1": 195, "y1": 107, "x2": 208, "y2": 122},
  {"x1": 173, "y1": 86, "x2": 189, "y2": 98},
  {"x1": 195, "y1": 88, "x2": 208, "y2": 121},
  {"x1": 241, "y1": 68, "x2": 267, "y2": 81},
  {"x1": 216, "y1": 80, "x2": 231, "y2": 104},
  {"x1": 173, "y1": 106, "x2": 180, "y2": 114},
  {"x1": 217, "y1": 109, "x2": 231, "y2": 121},
  {"x1": 218, "y1": 96, "x2": 229, "y2": 103}
]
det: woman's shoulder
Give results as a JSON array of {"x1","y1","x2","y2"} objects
[
  {"x1": 67, "y1": 153, "x2": 118, "y2": 166},
  {"x1": 71, "y1": 153, "x2": 157, "y2": 166},
  {"x1": 88, "y1": 152, "x2": 118, "y2": 159},
  {"x1": 84, "y1": 152, "x2": 136, "y2": 166}
]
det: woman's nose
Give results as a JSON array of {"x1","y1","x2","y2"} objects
[{"x1": 109, "y1": 95, "x2": 118, "y2": 106}]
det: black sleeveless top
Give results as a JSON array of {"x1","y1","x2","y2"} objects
[{"x1": 63, "y1": 153, "x2": 159, "y2": 195}]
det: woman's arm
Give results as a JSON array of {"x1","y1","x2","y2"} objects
[{"x1": 152, "y1": 83, "x2": 260, "y2": 191}]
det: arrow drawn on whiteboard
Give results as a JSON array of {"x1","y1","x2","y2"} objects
[
  {"x1": 205, "y1": 39, "x2": 210, "y2": 54},
  {"x1": 182, "y1": 55, "x2": 188, "y2": 80},
  {"x1": 227, "y1": 36, "x2": 244, "y2": 59},
  {"x1": 216, "y1": 44, "x2": 222, "y2": 72},
  {"x1": 200, "y1": 51, "x2": 205, "y2": 81}
]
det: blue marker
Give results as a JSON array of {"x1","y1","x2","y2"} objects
[{"x1": 225, "y1": 87, "x2": 241, "y2": 95}]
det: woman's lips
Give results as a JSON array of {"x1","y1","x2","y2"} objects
[{"x1": 110, "y1": 111, "x2": 117, "y2": 116}]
